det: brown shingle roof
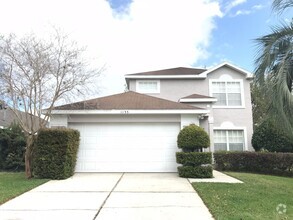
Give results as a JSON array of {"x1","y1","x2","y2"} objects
[
  {"x1": 53, "y1": 91, "x2": 202, "y2": 110},
  {"x1": 181, "y1": 94, "x2": 215, "y2": 99},
  {"x1": 126, "y1": 67, "x2": 206, "y2": 76}
]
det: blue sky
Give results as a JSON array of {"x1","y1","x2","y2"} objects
[
  {"x1": 0, "y1": 0, "x2": 292, "y2": 96},
  {"x1": 108, "y1": 0, "x2": 292, "y2": 72}
]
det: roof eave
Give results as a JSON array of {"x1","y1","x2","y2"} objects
[
  {"x1": 124, "y1": 75, "x2": 206, "y2": 79},
  {"x1": 50, "y1": 109, "x2": 209, "y2": 115},
  {"x1": 199, "y1": 62, "x2": 254, "y2": 79},
  {"x1": 180, "y1": 98, "x2": 217, "y2": 103}
]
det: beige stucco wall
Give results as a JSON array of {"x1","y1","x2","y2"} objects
[
  {"x1": 127, "y1": 65, "x2": 254, "y2": 150},
  {"x1": 129, "y1": 79, "x2": 208, "y2": 102}
]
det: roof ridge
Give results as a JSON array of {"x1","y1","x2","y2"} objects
[{"x1": 126, "y1": 67, "x2": 207, "y2": 76}]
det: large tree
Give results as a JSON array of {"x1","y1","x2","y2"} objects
[
  {"x1": 254, "y1": 0, "x2": 293, "y2": 136},
  {"x1": 0, "y1": 31, "x2": 101, "y2": 178}
]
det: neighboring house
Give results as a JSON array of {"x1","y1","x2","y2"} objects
[
  {"x1": 0, "y1": 106, "x2": 43, "y2": 131},
  {"x1": 50, "y1": 62, "x2": 254, "y2": 172},
  {"x1": 0, "y1": 108, "x2": 18, "y2": 128}
]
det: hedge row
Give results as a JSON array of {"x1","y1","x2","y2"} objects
[
  {"x1": 176, "y1": 152, "x2": 213, "y2": 178},
  {"x1": 214, "y1": 152, "x2": 293, "y2": 177},
  {"x1": 178, "y1": 165, "x2": 213, "y2": 178},
  {"x1": 176, "y1": 152, "x2": 212, "y2": 166},
  {"x1": 33, "y1": 128, "x2": 80, "y2": 179}
]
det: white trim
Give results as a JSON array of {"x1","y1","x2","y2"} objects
[
  {"x1": 180, "y1": 98, "x2": 217, "y2": 103},
  {"x1": 50, "y1": 109, "x2": 209, "y2": 115},
  {"x1": 198, "y1": 62, "x2": 254, "y2": 79},
  {"x1": 213, "y1": 125, "x2": 248, "y2": 151},
  {"x1": 209, "y1": 79, "x2": 245, "y2": 108},
  {"x1": 136, "y1": 80, "x2": 160, "y2": 94}
]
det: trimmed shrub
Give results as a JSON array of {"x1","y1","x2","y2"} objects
[
  {"x1": 176, "y1": 125, "x2": 212, "y2": 178},
  {"x1": 0, "y1": 123, "x2": 26, "y2": 171},
  {"x1": 214, "y1": 151, "x2": 293, "y2": 177},
  {"x1": 33, "y1": 128, "x2": 80, "y2": 179},
  {"x1": 176, "y1": 152, "x2": 212, "y2": 166},
  {"x1": 177, "y1": 124, "x2": 210, "y2": 152},
  {"x1": 177, "y1": 165, "x2": 213, "y2": 178},
  {"x1": 252, "y1": 120, "x2": 293, "y2": 152}
]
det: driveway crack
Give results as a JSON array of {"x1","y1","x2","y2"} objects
[{"x1": 93, "y1": 173, "x2": 124, "y2": 220}]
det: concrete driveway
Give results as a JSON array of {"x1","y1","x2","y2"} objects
[{"x1": 0, "y1": 173, "x2": 213, "y2": 220}]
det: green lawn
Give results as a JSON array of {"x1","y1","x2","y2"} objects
[
  {"x1": 192, "y1": 172, "x2": 293, "y2": 220},
  {"x1": 0, "y1": 172, "x2": 48, "y2": 205}
]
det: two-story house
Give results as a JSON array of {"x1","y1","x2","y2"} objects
[{"x1": 50, "y1": 62, "x2": 253, "y2": 172}]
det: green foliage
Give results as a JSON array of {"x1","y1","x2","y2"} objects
[
  {"x1": 252, "y1": 120, "x2": 293, "y2": 152},
  {"x1": 254, "y1": 2, "x2": 293, "y2": 137},
  {"x1": 250, "y1": 82, "x2": 269, "y2": 129},
  {"x1": 33, "y1": 128, "x2": 80, "y2": 179},
  {"x1": 0, "y1": 123, "x2": 26, "y2": 171},
  {"x1": 176, "y1": 152, "x2": 212, "y2": 166},
  {"x1": 214, "y1": 151, "x2": 293, "y2": 177},
  {"x1": 177, "y1": 124, "x2": 210, "y2": 152},
  {"x1": 177, "y1": 165, "x2": 213, "y2": 178}
]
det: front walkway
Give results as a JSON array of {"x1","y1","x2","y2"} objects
[
  {"x1": 0, "y1": 173, "x2": 214, "y2": 220},
  {"x1": 189, "y1": 170, "x2": 243, "y2": 183}
]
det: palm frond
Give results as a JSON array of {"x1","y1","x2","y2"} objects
[
  {"x1": 254, "y1": 21, "x2": 293, "y2": 136},
  {"x1": 272, "y1": 0, "x2": 293, "y2": 14}
]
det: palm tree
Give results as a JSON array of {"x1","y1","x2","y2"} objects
[
  {"x1": 272, "y1": 0, "x2": 293, "y2": 14},
  {"x1": 254, "y1": 0, "x2": 293, "y2": 135}
]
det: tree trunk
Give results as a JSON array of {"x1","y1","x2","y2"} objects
[{"x1": 25, "y1": 135, "x2": 34, "y2": 179}]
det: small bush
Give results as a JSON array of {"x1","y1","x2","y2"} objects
[
  {"x1": 252, "y1": 120, "x2": 293, "y2": 152},
  {"x1": 214, "y1": 152, "x2": 293, "y2": 177},
  {"x1": 177, "y1": 124, "x2": 210, "y2": 152},
  {"x1": 0, "y1": 123, "x2": 26, "y2": 171},
  {"x1": 176, "y1": 152, "x2": 212, "y2": 166},
  {"x1": 33, "y1": 128, "x2": 80, "y2": 179},
  {"x1": 177, "y1": 165, "x2": 213, "y2": 178}
]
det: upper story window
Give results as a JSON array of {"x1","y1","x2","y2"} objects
[
  {"x1": 136, "y1": 80, "x2": 160, "y2": 94},
  {"x1": 210, "y1": 80, "x2": 244, "y2": 108}
]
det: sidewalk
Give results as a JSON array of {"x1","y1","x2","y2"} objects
[{"x1": 189, "y1": 170, "x2": 243, "y2": 183}]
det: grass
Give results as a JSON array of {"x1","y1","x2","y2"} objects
[
  {"x1": 192, "y1": 172, "x2": 293, "y2": 220},
  {"x1": 0, "y1": 172, "x2": 49, "y2": 205}
]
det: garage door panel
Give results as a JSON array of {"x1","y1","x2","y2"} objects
[
  {"x1": 76, "y1": 162, "x2": 178, "y2": 172},
  {"x1": 69, "y1": 122, "x2": 180, "y2": 172}
]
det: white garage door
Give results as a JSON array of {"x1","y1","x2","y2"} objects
[{"x1": 69, "y1": 122, "x2": 180, "y2": 172}]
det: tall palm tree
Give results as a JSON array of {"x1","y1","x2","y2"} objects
[
  {"x1": 272, "y1": 0, "x2": 293, "y2": 14},
  {"x1": 254, "y1": 0, "x2": 293, "y2": 135}
]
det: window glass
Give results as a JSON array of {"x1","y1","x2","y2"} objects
[
  {"x1": 137, "y1": 81, "x2": 159, "y2": 93},
  {"x1": 212, "y1": 81, "x2": 242, "y2": 106},
  {"x1": 214, "y1": 130, "x2": 244, "y2": 151}
]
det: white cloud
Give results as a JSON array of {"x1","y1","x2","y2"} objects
[
  {"x1": 233, "y1": 9, "x2": 251, "y2": 16},
  {"x1": 224, "y1": 0, "x2": 247, "y2": 13},
  {"x1": 252, "y1": 4, "x2": 265, "y2": 10},
  {"x1": 0, "y1": 0, "x2": 222, "y2": 97},
  {"x1": 230, "y1": 3, "x2": 266, "y2": 17}
]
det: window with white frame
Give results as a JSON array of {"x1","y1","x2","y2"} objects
[
  {"x1": 214, "y1": 130, "x2": 244, "y2": 151},
  {"x1": 211, "y1": 81, "x2": 242, "y2": 106},
  {"x1": 137, "y1": 80, "x2": 160, "y2": 93}
]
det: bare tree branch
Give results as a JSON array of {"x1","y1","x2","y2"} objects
[{"x1": 0, "y1": 30, "x2": 103, "y2": 177}]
